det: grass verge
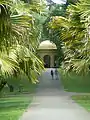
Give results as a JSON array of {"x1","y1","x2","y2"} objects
[
  {"x1": 72, "y1": 95, "x2": 90, "y2": 111},
  {"x1": 60, "y1": 69, "x2": 90, "y2": 93},
  {"x1": 0, "y1": 76, "x2": 37, "y2": 120},
  {"x1": 0, "y1": 94, "x2": 32, "y2": 120}
]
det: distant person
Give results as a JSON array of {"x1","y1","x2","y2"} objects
[
  {"x1": 51, "y1": 70, "x2": 54, "y2": 80},
  {"x1": 55, "y1": 69, "x2": 58, "y2": 80}
]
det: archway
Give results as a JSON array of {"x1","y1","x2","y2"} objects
[
  {"x1": 44, "y1": 55, "x2": 50, "y2": 68},
  {"x1": 38, "y1": 40, "x2": 57, "y2": 68}
]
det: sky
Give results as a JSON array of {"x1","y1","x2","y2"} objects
[{"x1": 52, "y1": 0, "x2": 67, "y2": 4}]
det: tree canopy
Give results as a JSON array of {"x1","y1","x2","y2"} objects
[
  {"x1": 50, "y1": 0, "x2": 90, "y2": 75},
  {"x1": 0, "y1": 0, "x2": 46, "y2": 90}
]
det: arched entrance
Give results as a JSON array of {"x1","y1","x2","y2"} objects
[
  {"x1": 38, "y1": 40, "x2": 57, "y2": 68},
  {"x1": 44, "y1": 55, "x2": 50, "y2": 68}
]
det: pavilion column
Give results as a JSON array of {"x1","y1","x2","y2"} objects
[
  {"x1": 41, "y1": 55, "x2": 44, "y2": 60},
  {"x1": 50, "y1": 55, "x2": 54, "y2": 68}
]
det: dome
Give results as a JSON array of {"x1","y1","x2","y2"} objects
[{"x1": 38, "y1": 40, "x2": 57, "y2": 50}]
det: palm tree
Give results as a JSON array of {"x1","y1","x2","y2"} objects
[
  {"x1": 0, "y1": 0, "x2": 45, "y2": 91},
  {"x1": 50, "y1": 0, "x2": 90, "y2": 75}
]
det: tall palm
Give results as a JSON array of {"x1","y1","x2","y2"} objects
[
  {"x1": 0, "y1": 0, "x2": 46, "y2": 90},
  {"x1": 50, "y1": 0, "x2": 90, "y2": 75}
]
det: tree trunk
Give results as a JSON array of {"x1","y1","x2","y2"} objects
[{"x1": 0, "y1": 80, "x2": 7, "y2": 92}]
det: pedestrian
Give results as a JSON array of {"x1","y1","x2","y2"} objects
[
  {"x1": 51, "y1": 70, "x2": 54, "y2": 80},
  {"x1": 55, "y1": 69, "x2": 58, "y2": 80}
]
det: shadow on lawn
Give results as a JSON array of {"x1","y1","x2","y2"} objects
[{"x1": 60, "y1": 70, "x2": 90, "y2": 93}]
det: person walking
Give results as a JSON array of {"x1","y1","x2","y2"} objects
[
  {"x1": 55, "y1": 69, "x2": 58, "y2": 80},
  {"x1": 51, "y1": 70, "x2": 54, "y2": 80}
]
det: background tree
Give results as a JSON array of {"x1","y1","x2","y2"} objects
[{"x1": 42, "y1": 4, "x2": 67, "y2": 65}]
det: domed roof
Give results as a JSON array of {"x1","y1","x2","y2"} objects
[{"x1": 38, "y1": 40, "x2": 57, "y2": 50}]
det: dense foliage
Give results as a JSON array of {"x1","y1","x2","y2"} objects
[
  {"x1": 50, "y1": 0, "x2": 90, "y2": 75},
  {"x1": 42, "y1": 4, "x2": 67, "y2": 65},
  {"x1": 0, "y1": 0, "x2": 46, "y2": 91}
]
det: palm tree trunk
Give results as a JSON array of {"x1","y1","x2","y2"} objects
[{"x1": 0, "y1": 80, "x2": 7, "y2": 92}]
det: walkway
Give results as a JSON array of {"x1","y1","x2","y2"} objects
[{"x1": 20, "y1": 68, "x2": 90, "y2": 120}]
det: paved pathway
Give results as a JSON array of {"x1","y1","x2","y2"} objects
[{"x1": 20, "y1": 68, "x2": 90, "y2": 120}]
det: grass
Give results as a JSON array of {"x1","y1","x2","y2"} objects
[
  {"x1": 60, "y1": 69, "x2": 90, "y2": 93},
  {"x1": 72, "y1": 95, "x2": 90, "y2": 111},
  {"x1": 0, "y1": 95, "x2": 32, "y2": 120},
  {"x1": 0, "y1": 75, "x2": 37, "y2": 97},
  {"x1": 0, "y1": 75, "x2": 37, "y2": 120}
]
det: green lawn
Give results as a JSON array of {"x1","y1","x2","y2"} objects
[
  {"x1": 0, "y1": 75, "x2": 37, "y2": 120},
  {"x1": 0, "y1": 95, "x2": 32, "y2": 120},
  {"x1": 0, "y1": 75, "x2": 37, "y2": 97},
  {"x1": 59, "y1": 69, "x2": 90, "y2": 111},
  {"x1": 60, "y1": 69, "x2": 90, "y2": 93},
  {"x1": 72, "y1": 95, "x2": 90, "y2": 111}
]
